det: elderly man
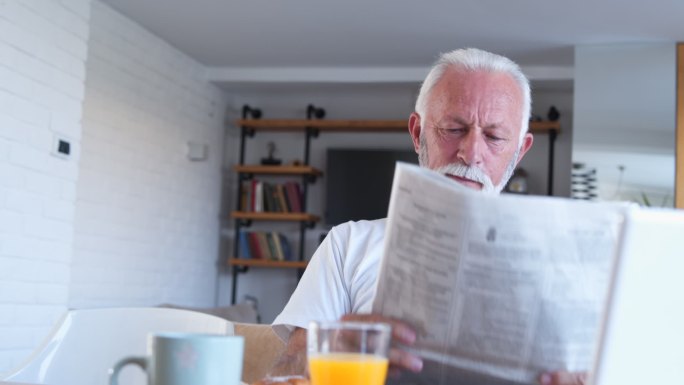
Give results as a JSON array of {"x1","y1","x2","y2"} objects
[{"x1": 269, "y1": 48, "x2": 584, "y2": 385}]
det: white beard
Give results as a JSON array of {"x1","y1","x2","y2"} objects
[{"x1": 418, "y1": 133, "x2": 520, "y2": 194}]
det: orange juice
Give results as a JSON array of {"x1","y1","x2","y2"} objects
[{"x1": 309, "y1": 353, "x2": 388, "y2": 385}]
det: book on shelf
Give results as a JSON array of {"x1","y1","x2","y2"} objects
[
  {"x1": 249, "y1": 180, "x2": 257, "y2": 212},
  {"x1": 278, "y1": 233, "x2": 293, "y2": 261},
  {"x1": 255, "y1": 232, "x2": 271, "y2": 259},
  {"x1": 264, "y1": 182, "x2": 273, "y2": 211},
  {"x1": 238, "y1": 230, "x2": 251, "y2": 259},
  {"x1": 276, "y1": 184, "x2": 289, "y2": 212},
  {"x1": 240, "y1": 181, "x2": 250, "y2": 212},
  {"x1": 254, "y1": 181, "x2": 264, "y2": 212},
  {"x1": 271, "y1": 231, "x2": 284, "y2": 260},
  {"x1": 262, "y1": 182, "x2": 270, "y2": 211},
  {"x1": 264, "y1": 182, "x2": 277, "y2": 212},
  {"x1": 259, "y1": 182, "x2": 268, "y2": 212},
  {"x1": 271, "y1": 185, "x2": 284, "y2": 212},
  {"x1": 265, "y1": 232, "x2": 280, "y2": 261},
  {"x1": 247, "y1": 232, "x2": 262, "y2": 259},
  {"x1": 238, "y1": 231, "x2": 294, "y2": 262},
  {"x1": 284, "y1": 181, "x2": 302, "y2": 212},
  {"x1": 294, "y1": 182, "x2": 303, "y2": 211},
  {"x1": 239, "y1": 180, "x2": 305, "y2": 213}
]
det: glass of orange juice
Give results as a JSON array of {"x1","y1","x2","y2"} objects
[{"x1": 307, "y1": 321, "x2": 391, "y2": 385}]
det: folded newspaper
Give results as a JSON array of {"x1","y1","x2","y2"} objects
[{"x1": 372, "y1": 163, "x2": 628, "y2": 385}]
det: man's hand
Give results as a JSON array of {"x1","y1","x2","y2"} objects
[
  {"x1": 340, "y1": 313, "x2": 423, "y2": 374},
  {"x1": 539, "y1": 371, "x2": 588, "y2": 385},
  {"x1": 265, "y1": 314, "x2": 421, "y2": 381}
]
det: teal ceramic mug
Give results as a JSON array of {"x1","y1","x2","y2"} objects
[{"x1": 109, "y1": 332, "x2": 244, "y2": 385}]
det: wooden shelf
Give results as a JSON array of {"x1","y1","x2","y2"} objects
[
  {"x1": 236, "y1": 119, "x2": 559, "y2": 134},
  {"x1": 231, "y1": 211, "x2": 320, "y2": 222},
  {"x1": 233, "y1": 165, "x2": 323, "y2": 176},
  {"x1": 236, "y1": 119, "x2": 406, "y2": 132},
  {"x1": 229, "y1": 258, "x2": 308, "y2": 269},
  {"x1": 530, "y1": 120, "x2": 561, "y2": 133}
]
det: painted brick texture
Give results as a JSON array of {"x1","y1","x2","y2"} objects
[
  {"x1": 0, "y1": 0, "x2": 226, "y2": 372},
  {"x1": 69, "y1": 2, "x2": 225, "y2": 309},
  {"x1": 0, "y1": 0, "x2": 91, "y2": 372}
]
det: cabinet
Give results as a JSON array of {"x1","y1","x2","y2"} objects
[{"x1": 228, "y1": 105, "x2": 561, "y2": 303}]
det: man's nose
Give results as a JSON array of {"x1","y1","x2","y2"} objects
[{"x1": 456, "y1": 130, "x2": 484, "y2": 166}]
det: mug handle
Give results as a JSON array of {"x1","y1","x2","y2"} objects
[{"x1": 109, "y1": 356, "x2": 148, "y2": 385}]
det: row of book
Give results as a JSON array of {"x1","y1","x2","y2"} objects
[
  {"x1": 238, "y1": 231, "x2": 294, "y2": 261},
  {"x1": 240, "y1": 180, "x2": 304, "y2": 213}
]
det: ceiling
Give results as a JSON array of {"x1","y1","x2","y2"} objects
[{"x1": 99, "y1": 0, "x2": 684, "y2": 89}]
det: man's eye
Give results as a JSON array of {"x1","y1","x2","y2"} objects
[
  {"x1": 445, "y1": 128, "x2": 466, "y2": 134},
  {"x1": 485, "y1": 134, "x2": 504, "y2": 142}
]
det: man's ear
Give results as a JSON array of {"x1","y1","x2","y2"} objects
[
  {"x1": 515, "y1": 133, "x2": 534, "y2": 166},
  {"x1": 408, "y1": 112, "x2": 422, "y2": 154}
]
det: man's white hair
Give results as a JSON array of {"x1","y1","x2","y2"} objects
[{"x1": 415, "y1": 48, "x2": 531, "y2": 144}]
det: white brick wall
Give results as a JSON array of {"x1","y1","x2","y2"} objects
[
  {"x1": 0, "y1": 0, "x2": 225, "y2": 372},
  {"x1": 0, "y1": 0, "x2": 91, "y2": 372},
  {"x1": 69, "y1": 2, "x2": 226, "y2": 309}
]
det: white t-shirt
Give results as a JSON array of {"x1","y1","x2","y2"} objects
[{"x1": 272, "y1": 218, "x2": 386, "y2": 333}]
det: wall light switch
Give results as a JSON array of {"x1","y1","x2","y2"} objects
[
  {"x1": 186, "y1": 142, "x2": 208, "y2": 161},
  {"x1": 51, "y1": 134, "x2": 72, "y2": 159}
]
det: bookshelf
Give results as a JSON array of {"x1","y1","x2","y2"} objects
[
  {"x1": 233, "y1": 165, "x2": 322, "y2": 176},
  {"x1": 228, "y1": 105, "x2": 562, "y2": 303},
  {"x1": 231, "y1": 211, "x2": 320, "y2": 222},
  {"x1": 229, "y1": 259, "x2": 308, "y2": 269},
  {"x1": 229, "y1": 105, "x2": 326, "y2": 304}
]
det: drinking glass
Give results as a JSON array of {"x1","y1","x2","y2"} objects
[{"x1": 307, "y1": 321, "x2": 391, "y2": 385}]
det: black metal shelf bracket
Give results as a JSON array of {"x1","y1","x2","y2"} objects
[
  {"x1": 238, "y1": 126, "x2": 256, "y2": 165},
  {"x1": 243, "y1": 127, "x2": 256, "y2": 137},
  {"x1": 304, "y1": 104, "x2": 324, "y2": 166},
  {"x1": 306, "y1": 104, "x2": 326, "y2": 119},
  {"x1": 546, "y1": 129, "x2": 558, "y2": 196},
  {"x1": 303, "y1": 128, "x2": 319, "y2": 166},
  {"x1": 306, "y1": 127, "x2": 320, "y2": 138},
  {"x1": 232, "y1": 105, "x2": 263, "y2": 304},
  {"x1": 242, "y1": 105, "x2": 262, "y2": 119}
]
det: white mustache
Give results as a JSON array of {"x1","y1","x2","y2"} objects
[{"x1": 432, "y1": 163, "x2": 496, "y2": 193}]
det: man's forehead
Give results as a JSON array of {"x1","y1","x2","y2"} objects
[
  {"x1": 430, "y1": 77, "x2": 522, "y2": 113},
  {"x1": 439, "y1": 114, "x2": 509, "y2": 129},
  {"x1": 440, "y1": 68, "x2": 520, "y2": 93},
  {"x1": 422, "y1": 69, "x2": 524, "y2": 134}
]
